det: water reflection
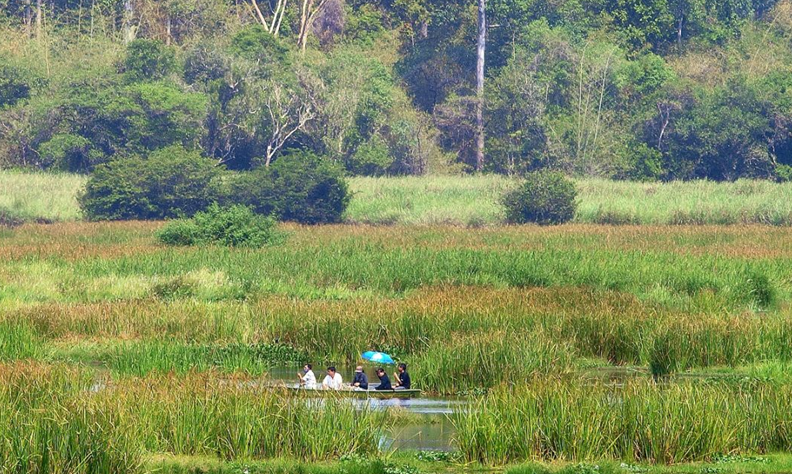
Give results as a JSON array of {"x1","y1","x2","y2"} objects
[{"x1": 269, "y1": 364, "x2": 460, "y2": 451}]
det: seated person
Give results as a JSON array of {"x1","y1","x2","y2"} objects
[
  {"x1": 322, "y1": 366, "x2": 343, "y2": 390},
  {"x1": 297, "y1": 363, "x2": 317, "y2": 389},
  {"x1": 374, "y1": 367, "x2": 392, "y2": 390},
  {"x1": 352, "y1": 366, "x2": 369, "y2": 390},
  {"x1": 393, "y1": 363, "x2": 411, "y2": 390}
]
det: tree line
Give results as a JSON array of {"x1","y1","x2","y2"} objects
[{"x1": 2, "y1": 0, "x2": 792, "y2": 181}]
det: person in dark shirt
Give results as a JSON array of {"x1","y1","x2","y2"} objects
[
  {"x1": 374, "y1": 367, "x2": 392, "y2": 390},
  {"x1": 352, "y1": 365, "x2": 369, "y2": 390},
  {"x1": 394, "y1": 363, "x2": 411, "y2": 390}
]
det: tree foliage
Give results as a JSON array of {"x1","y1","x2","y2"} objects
[{"x1": 0, "y1": 0, "x2": 790, "y2": 182}]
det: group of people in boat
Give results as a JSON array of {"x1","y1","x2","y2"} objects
[{"x1": 297, "y1": 363, "x2": 412, "y2": 391}]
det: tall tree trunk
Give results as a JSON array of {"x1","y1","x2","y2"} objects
[
  {"x1": 35, "y1": 0, "x2": 42, "y2": 38},
  {"x1": 677, "y1": 16, "x2": 683, "y2": 51},
  {"x1": 24, "y1": 0, "x2": 33, "y2": 36},
  {"x1": 123, "y1": 0, "x2": 135, "y2": 43},
  {"x1": 475, "y1": 0, "x2": 486, "y2": 172},
  {"x1": 298, "y1": 0, "x2": 313, "y2": 52}
]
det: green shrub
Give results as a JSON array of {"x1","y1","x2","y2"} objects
[
  {"x1": 124, "y1": 39, "x2": 177, "y2": 82},
  {"x1": 157, "y1": 204, "x2": 281, "y2": 247},
  {"x1": 347, "y1": 137, "x2": 392, "y2": 176},
  {"x1": 231, "y1": 151, "x2": 350, "y2": 224},
  {"x1": 38, "y1": 133, "x2": 96, "y2": 173},
  {"x1": 80, "y1": 146, "x2": 221, "y2": 220},
  {"x1": 502, "y1": 170, "x2": 577, "y2": 225},
  {"x1": 0, "y1": 57, "x2": 35, "y2": 108}
]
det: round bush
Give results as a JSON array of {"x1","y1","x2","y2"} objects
[
  {"x1": 79, "y1": 146, "x2": 221, "y2": 220},
  {"x1": 229, "y1": 151, "x2": 350, "y2": 225},
  {"x1": 502, "y1": 170, "x2": 577, "y2": 225}
]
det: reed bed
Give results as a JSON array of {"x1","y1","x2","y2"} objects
[
  {"x1": 6, "y1": 286, "x2": 792, "y2": 391},
  {"x1": 50, "y1": 339, "x2": 306, "y2": 376},
  {"x1": 0, "y1": 363, "x2": 143, "y2": 474},
  {"x1": 0, "y1": 363, "x2": 389, "y2": 473},
  {"x1": 454, "y1": 379, "x2": 792, "y2": 465},
  {"x1": 2, "y1": 222, "x2": 792, "y2": 468}
]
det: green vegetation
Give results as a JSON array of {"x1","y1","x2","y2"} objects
[
  {"x1": 3, "y1": 0, "x2": 792, "y2": 182},
  {"x1": 4, "y1": 0, "x2": 792, "y2": 470},
  {"x1": 227, "y1": 152, "x2": 351, "y2": 225},
  {"x1": 10, "y1": 173, "x2": 792, "y2": 226},
  {"x1": 0, "y1": 171, "x2": 84, "y2": 224},
  {"x1": 78, "y1": 147, "x2": 350, "y2": 224},
  {"x1": 158, "y1": 205, "x2": 281, "y2": 248},
  {"x1": 503, "y1": 171, "x2": 578, "y2": 225},
  {"x1": 2, "y1": 222, "x2": 792, "y2": 470},
  {"x1": 348, "y1": 176, "x2": 792, "y2": 226},
  {"x1": 0, "y1": 365, "x2": 388, "y2": 473},
  {"x1": 80, "y1": 146, "x2": 221, "y2": 221},
  {"x1": 456, "y1": 380, "x2": 792, "y2": 464}
]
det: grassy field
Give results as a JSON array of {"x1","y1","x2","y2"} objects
[
  {"x1": 3, "y1": 222, "x2": 792, "y2": 471},
  {"x1": 349, "y1": 176, "x2": 792, "y2": 225},
  {"x1": 0, "y1": 171, "x2": 85, "y2": 223},
  {"x1": 6, "y1": 170, "x2": 792, "y2": 225}
]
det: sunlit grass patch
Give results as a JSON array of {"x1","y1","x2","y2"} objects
[{"x1": 0, "y1": 170, "x2": 86, "y2": 224}]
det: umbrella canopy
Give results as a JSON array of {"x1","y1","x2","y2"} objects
[{"x1": 361, "y1": 351, "x2": 395, "y2": 365}]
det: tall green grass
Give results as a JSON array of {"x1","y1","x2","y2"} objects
[
  {"x1": 10, "y1": 285, "x2": 792, "y2": 392},
  {"x1": 5, "y1": 171, "x2": 792, "y2": 225},
  {"x1": 346, "y1": 175, "x2": 511, "y2": 226},
  {"x1": 0, "y1": 321, "x2": 42, "y2": 360},
  {"x1": 0, "y1": 171, "x2": 85, "y2": 224},
  {"x1": 22, "y1": 241, "x2": 781, "y2": 310},
  {"x1": 411, "y1": 332, "x2": 576, "y2": 394},
  {"x1": 0, "y1": 364, "x2": 390, "y2": 473},
  {"x1": 0, "y1": 364, "x2": 143, "y2": 474},
  {"x1": 348, "y1": 177, "x2": 792, "y2": 226},
  {"x1": 454, "y1": 379, "x2": 792, "y2": 465}
]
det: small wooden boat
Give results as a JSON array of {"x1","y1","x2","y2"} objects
[{"x1": 287, "y1": 386, "x2": 422, "y2": 398}]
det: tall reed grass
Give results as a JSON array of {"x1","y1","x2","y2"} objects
[
  {"x1": 8, "y1": 286, "x2": 792, "y2": 391},
  {"x1": 454, "y1": 379, "x2": 792, "y2": 465},
  {"x1": 1, "y1": 229, "x2": 781, "y2": 311},
  {"x1": 0, "y1": 364, "x2": 390, "y2": 473},
  {"x1": 53, "y1": 340, "x2": 306, "y2": 376},
  {"x1": 0, "y1": 363, "x2": 143, "y2": 474}
]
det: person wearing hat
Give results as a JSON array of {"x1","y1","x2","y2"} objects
[{"x1": 351, "y1": 365, "x2": 369, "y2": 390}]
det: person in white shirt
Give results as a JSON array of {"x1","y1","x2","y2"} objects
[
  {"x1": 297, "y1": 364, "x2": 317, "y2": 389},
  {"x1": 322, "y1": 366, "x2": 343, "y2": 390}
]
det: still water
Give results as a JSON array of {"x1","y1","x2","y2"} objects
[{"x1": 268, "y1": 364, "x2": 461, "y2": 451}]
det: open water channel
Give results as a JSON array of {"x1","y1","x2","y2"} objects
[{"x1": 267, "y1": 364, "x2": 462, "y2": 451}]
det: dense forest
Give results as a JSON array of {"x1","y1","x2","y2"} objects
[{"x1": 1, "y1": 0, "x2": 792, "y2": 181}]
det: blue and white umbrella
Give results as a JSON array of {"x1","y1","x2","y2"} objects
[{"x1": 361, "y1": 351, "x2": 395, "y2": 365}]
